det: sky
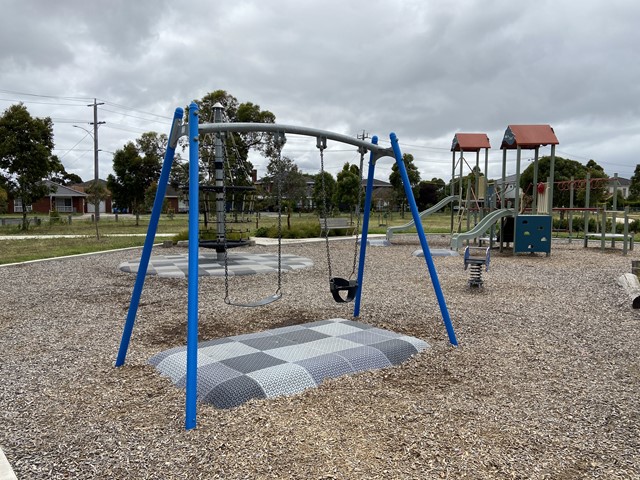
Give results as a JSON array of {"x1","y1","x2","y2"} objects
[{"x1": 1, "y1": 0, "x2": 639, "y2": 185}]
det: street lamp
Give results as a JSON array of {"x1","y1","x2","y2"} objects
[{"x1": 73, "y1": 124, "x2": 101, "y2": 221}]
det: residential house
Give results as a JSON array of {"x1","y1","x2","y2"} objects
[
  {"x1": 8, "y1": 180, "x2": 88, "y2": 214},
  {"x1": 608, "y1": 177, "x2": 631, "y2": 199},
  {"x1": 70, "y1": 179, "x2": 112, "y2": 213}
]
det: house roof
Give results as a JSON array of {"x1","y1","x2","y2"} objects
[
  {"x1": 451, "y1": 133, "x2": 491, "y2": 152},
  {"x1": 362, "y1": 178, "x2": 392, "y2": 188},
  {"x1": 45, "y1": 180, "x2": 87, "y2": 197},
  {"x1": 501, "y1": 125, "x2": 559, "y2": 150},
  {"x1": 610, "y1": 177, "x2": 630, "y2": 186}
]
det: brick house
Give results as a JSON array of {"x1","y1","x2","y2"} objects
[{"x1": 8, "y1": 180, "x2": 87, "y2": 214}]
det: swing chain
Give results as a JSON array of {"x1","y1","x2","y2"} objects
[
  {"x1": 221, "y1": 132, "x2": 231, "y2": 304},
  {"x1": 317, "y1": 137, "x2": 333, "y2": 279},
  {"x1": 350, "y1": 148, "x2": 366, "y2": 279},
  {"x1": 274, "y1": 131, "x2": 285, "y2": 296}
]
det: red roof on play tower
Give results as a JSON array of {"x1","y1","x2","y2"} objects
[
  {"x1": 450, "y1": 133, "x2": 491, "y2": 152},
  {"x1": 500, "y1": 125, "x2": 559, "y2": 149}
]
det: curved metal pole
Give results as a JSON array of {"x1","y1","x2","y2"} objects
[
  {"x1": 195, "y1": 122, "x2": 394, "y2": 158},
  {"x1": 390, "y1": 133, "x2": 458, "y2": 346}
]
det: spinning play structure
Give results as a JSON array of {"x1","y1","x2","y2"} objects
[{"x1": 115, "y1": 102, "x2": 458, "y2": 429}]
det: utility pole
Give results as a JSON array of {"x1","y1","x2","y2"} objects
[
  {"x1": 89, "y1": 98, "x2": 105, "y2": 221},
  {"x1": 357, "y1": 130, "x2": 369, "y2": 142}
]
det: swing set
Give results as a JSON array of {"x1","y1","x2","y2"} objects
[{"x1": 115, "y1": 102, "x2": 458, "y2": 430}]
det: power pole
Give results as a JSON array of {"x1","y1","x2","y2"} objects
[
  {"x1": 89, "y1": 98, "x2": 105, "y2": 221},
  {"x1": 357, "y1": 130, "x2": 369, "y2": 142}
]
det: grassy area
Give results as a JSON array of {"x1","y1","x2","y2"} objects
[
  {"x1": 0, "y1": 236, "x2": 147, "y2": 265},
  {"x1": 0, "y1": 210, "x2": 454, "y2": 264},
  {"x1": 5, "y1": 209, "x2": 634, "y2": 265}
]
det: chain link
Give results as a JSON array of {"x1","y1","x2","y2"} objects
[
  {"x1": 317, "y1": 137, "x2": 333, "y2": 280},
  {"x1": 350, "y1": 149, "x2": 366, "y2": 279},
  {"x1": 275, "y1": 132, "x2": 284, "y2": 295},
  {"x1": 221, "y1": 131, "x2": 231, "y2": 304}
]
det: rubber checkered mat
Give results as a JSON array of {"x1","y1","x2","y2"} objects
[
  {"x1": 149, "y1": 318, "x2": 429, "y2": 409},
  {"x1": 119, "y1": 252, "x2": 313, "y2": 278}
]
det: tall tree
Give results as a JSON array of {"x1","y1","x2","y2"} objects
[
  {"x1": 389, "y1": 153, "x2": 421, "y2": 217},
  {"x1": 629, "y1": 164, "x2": 640, "y2": 200},
  {"x1": 520, "y1": 155, "x2": 608, "y2": 208},
  {"x1": 415, "y1": 180, "x2": 444, "y2": 210},
  {"x1": 193, "y1": 90, "x2": 279, "y2": 187},
  {"x1": 265, "y1": 155, "x2": 307, "y2": 227},
  {"x1": 0, "y1": 185, "x2": 7, "y2": 214},
  {"x1": 312, "y1": 171, "x2": 336, "y2": 214},
  {"x1": 0, "y1": 103, "x2": 64, "y2": 229},
  {"x1": 334, "y1": 162, "x2": 362, "y2": 221},
  {"x1": 107, "y1": 133, "x2": 164, "y2": 224}
]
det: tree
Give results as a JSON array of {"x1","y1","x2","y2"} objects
[
  {"x1": 334, "y1": 162, "x2": 362, "y2": 222},
  {"x1": 0, "y1": 103, "x2": 64, "y2": 229},
  {"x1": 520, "y1": 155, "x2": 608, "y2": 208},
  {"x1": 85, "y1": 180, "x2": 109, "y2": 239},
  {"x1": 389, "y1": 153, "x2": 421, "y2": 217},
  {"x1": 312, "y1": 171, "x2": 336, "y2": 214},
  {"x1": 265, "y1": 155, "x2": 308, "y2": 228},
  {"x1": 415, "y1": 181, "x2": 440, "y2": 210},
  {"x1": 107, "y1": 133, "x2": 164, "y2": 225},
  {"x1": 0, "y1": 185, "x2": 7, "y2": 214},
  {"x1": 193, "y1": 90, "x2": 279, "y2": 187},
  {"x1": 629, "y1": 164, "x2": 640, "y2": 200}
]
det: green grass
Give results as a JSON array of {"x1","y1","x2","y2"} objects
[
  {"x1": 6, "y1": 209, "x2": 634, "y2": 265},
  {"x1": 0, "y1": 236, "x2": 147, "y2": 265}
]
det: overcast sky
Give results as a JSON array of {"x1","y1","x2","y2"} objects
[{"x1": 2, "y1": 0, "x2": 639, "y2": 185}]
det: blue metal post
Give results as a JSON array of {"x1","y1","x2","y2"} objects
[
  {"x1": 389, "y1": 133, "x2": 458, "y2": 346},
  {"x1": 185, "y1": 103, "x2": 200, "y2": 430},
  {"x1": 115, "y1": 107, "x2": 183, "y2": 367},
  {"x1": 353, "y1": 137, "x2": 378, "y2": 317}
]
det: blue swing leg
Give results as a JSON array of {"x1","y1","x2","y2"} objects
[
  {"x1": 390, "y1": 133, "x2": 458, "y2": 346},
  {"x1": 115, "y1": 107, "x2": 184, "y2": 367},
  {"x1": 353, "y1": 137, "x2": 378, "y2": 317}
]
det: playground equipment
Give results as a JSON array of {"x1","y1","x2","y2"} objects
[
  {"x1": 115, "y1": 102, "x2": 458, "y2": 430},
  {"x1": 463, "y1": 246, "x2": 490, "y2": 288},
  {"x1": 451, "y1": 125, "x2": 560, "y2": 255},
  {"x1": 537, "y1": 172, "x2": 633, "y2": 254},
  {"x1": 317, "y1": 137, "x2": 364, "y2": 303},
  {"x1": 450, "y1": 133, "x2": 492, "y2": 234},
  {"x1": 386, "y1": 133, "x2": 491, "y2": 243},
  {"x1": 385, "y1": 195, "x2": 458, "y2": 242}
]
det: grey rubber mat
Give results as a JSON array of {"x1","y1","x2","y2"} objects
[
  {"x1": 119, "y1": 252, "x2": 313, "y2": 278},
  {"x1": 149, "y1": 318, "x2": 429, "y2": 409}
]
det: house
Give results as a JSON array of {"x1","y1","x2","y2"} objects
[
  {"x1": 70, "y1": 179, "x2": 112, "y2": 213},
  {"x1": 164, "y1": 185, "x2": 189, "y2": 213},
  {"x1": 608, "y1": 177, "x2": 631, "y2": 199},
  {"x1": 8, "y1": 180, "x2": 87, "y2": 214}
]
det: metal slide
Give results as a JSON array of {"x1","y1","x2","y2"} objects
[
  {"x1": 386, "y1": 195, "x2": 459, "y2": 242},
  {"x1": 450, "y1": 209, "x2": 515, "y2": 250}
]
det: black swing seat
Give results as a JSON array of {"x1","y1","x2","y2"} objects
[
  {"x1": 225, "y1": 293, "x2": 282, "y2": 308},
  {"x1": 330, "y1": 277, "x2": 358, "y2": 303}
]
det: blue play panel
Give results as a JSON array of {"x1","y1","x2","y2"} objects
[{"x1": 149, "y1": 318, "x2": 429, "y2": 409}]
